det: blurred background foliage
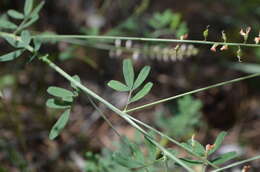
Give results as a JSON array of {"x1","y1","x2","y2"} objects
[{"x1": 0, "y1": 0, "x2": 260, "y2": 171}]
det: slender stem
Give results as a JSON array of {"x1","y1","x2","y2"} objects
[
  {"x1": 40, "y1": 55, "x2": 195, "y2": 172},
  {"x1": 0, "y1": 32, "x2": 34, "y2": 52},
  {"x1": 0, "y1": 32, "x2": 210, "y2": 170},
  {"x1": 211, "y1": 155, "x2": 260, "y2": 172},
  {"x1": 87, "y1": 95, "x2": 122, "y2": 138},
  {"x1": 34, "y1": 34, "x2": 260, "y2": 48},
  {"x1": 123, "y1": 90, "x2": 133, "y2": 111},
  {"x1": 202, "y1": 165, "x2": 207, "y2": 172},
  {"x1": 126, "y1": 114, "x2": 218, "y2": 169},
  {"x1": 14, "y1": 18, "x2": 28, "y2": 34},
  {"x1": 164, "y1": 159, "x2": 169, "y2": 172},
  {"x1": 126, "y1": 73, "x2": 260, "y2": 113}
]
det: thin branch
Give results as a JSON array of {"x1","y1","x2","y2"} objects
[
  {"x1": 40, "y1": 55, "x2": 195, "y2": 172},
  {"x1": 211, "y1": 155, "x2": 260, "y2": 172},
  {"x1": 34, "y1": 34, "x2": 260, "y2": 48},
  {"x1": 126, "y1": 73, "x2": 260, "y2": 113}
]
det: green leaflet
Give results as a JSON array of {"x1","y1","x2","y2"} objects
[
  {"x1": 33, "y1": 38, "x2": 42, "y2": 51},
  {"x1": 30, "y1": 1, "x2": 45, "y2": 18},
  {"x1": 46, "y1": 98, "x2": 71, "y2": 109},
  {"x1": 0, "y1": 18, "x2": 17, "y2": 29},
  {"x1": 211, "y1": 151, "x2": 238, "y2": 165},
  {"x1": 21, "y1": 30, "x2": 31, "y2": 46},
  {"x1": 130, "y1": 82, "x2": 153, "y2": 103},
  {"x1": 47, "y1": 86, "x2": 74, "y2": 99},
  {"x1": 24, "y1": 0, "x2": 33, "y2": 16},
  {"x1": 123, "y1": 59, "x2": 134, "y2": 89},
  {"x1": 189, "y1": 140, "x2": 205, "y2": 157},
  {"x1": 180, "y1": 158, "x2": 204, "y2": 166},
  {"x1": 70, "y1": 75, "x2": 81, "y2": 90},
  {"x1": 0, "y1": 50, "x2": 24, "y2": 62},
  {"x1": 133, "y1": 66, "x2": 151, "y2": 90},
  {"x1": 7, "y1": 10, "x2": 24, "y2": 19},
  {"x1": 209, "y1": 132, "x2": 227, "y2": 155},
  {"x1": 107, "y1": 80, "x2": 130, "y2": 91},
  {"x1": 49, "y1": 109, "x2": 71, "y2": 140}
]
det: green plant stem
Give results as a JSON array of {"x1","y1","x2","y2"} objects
[
  {"x1": 125, "y1": 114, "x2": 218, "y2": 168},
  {"x1": 14, "y1": 18, "x2": 28, "y2": 34},
  {"x1": 126, "y1": 73, "x2": 260, "y2": 113},
  {"x1": 0, "y1": 32, "x2": 34, "y2": 52},
  {"x1": 0, "y1": 32, "x2": 215, "y2": 169},
  {"x1": 34, "y1": 34, "x2": 260, "y2": 48},
  {"x1": 211, "y1": 155, "x2": 260, "y2": 172},
  {"x1": 123, "y1": 90, "x2": 133, "y2": 111},
  {"x1": 202, "y1": 165, "x2": 207, "y2": 172},
  {"x1": 86, "y1": 95, "x2": 122, "y2": 137},
  {"x1": 40, "y1": 55, "x2": 195, "y2": 172}
]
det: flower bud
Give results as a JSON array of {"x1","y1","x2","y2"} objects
[
  {"x1": 180, "y1": 34, "x2": 188, "y2": 40},
  {"x1": 240, "y1": 27, "x2": 251, "y2": 43},
  {"x1": 220, "y1": 45, "x2": 228, "y2": 51},
  {"x1": 210, "y1": 43, "x2": 219, "y2": 52},
  {"x1": 241, "y1": 165, "x2": 251, "y2": 172}
]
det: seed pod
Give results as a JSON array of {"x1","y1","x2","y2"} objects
[{"x1": 210, "y1": 43, "x2": 219, "y2": 52}]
